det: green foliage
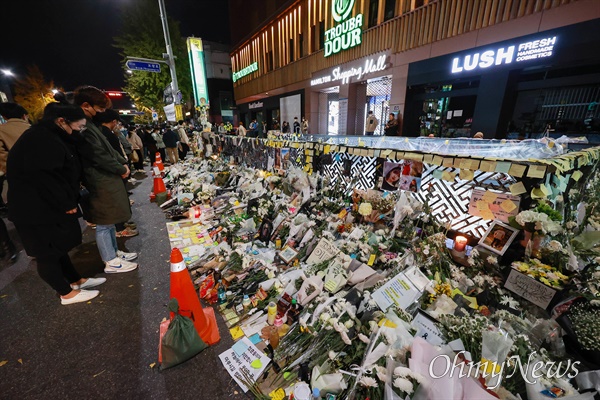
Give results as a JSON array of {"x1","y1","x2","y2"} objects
[
  {"x1": 113, "y1": 0, "x2": 192, "y2": 114},
  {"x1": 13, "y1": 65, "x2": 56, "y2": 123}
]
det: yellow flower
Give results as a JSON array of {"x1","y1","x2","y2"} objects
[{"x1": 358, "y1": 202, "x2": 373, "y2": 216}]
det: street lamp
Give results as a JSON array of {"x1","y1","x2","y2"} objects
[
  {"x1": 1, "y1": 69, "x2": 15, "y2": 102},
  {"x1": 51, "y1": 89, "x2": 58, "y2": 94},
  {"x1": 1, "y1": 69, "x2": 14, "y2": 77}
]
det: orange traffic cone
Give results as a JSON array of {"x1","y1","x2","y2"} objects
[
  {"x1": 169, "y1": 248, "x2": 220, "y2": 345},
  {"x1": 154, "y1": 152, "x2": 164, "y2": 172},
  {"x1": 150, "y1": 174, "x2": 170, "y2": 202}
]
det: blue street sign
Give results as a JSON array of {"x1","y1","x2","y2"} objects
[{"x1": 125, "y1": 60, "x2": 161, "y2": 73}]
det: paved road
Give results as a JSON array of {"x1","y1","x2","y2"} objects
[{"x1": 0, "y1": 168, "x2": 248, "y2": 400}]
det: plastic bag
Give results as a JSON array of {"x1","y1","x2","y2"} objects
[{"x1": 160, "y1": 298, "x2": 208, "y2": 370}]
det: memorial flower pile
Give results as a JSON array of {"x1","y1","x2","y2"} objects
[{"x1": 156, "y1": 136, "x2": 600, "y2": 399}]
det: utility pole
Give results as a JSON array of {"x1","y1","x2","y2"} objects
[{"x1": 158, "y1": 0, "x2": 180, "y2": 105}]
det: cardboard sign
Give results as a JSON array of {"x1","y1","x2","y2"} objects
[
  {"x1": 306, "y1": 238, "x2": 340, "y2": 265},
  {"x1": 218, "y1": 337, "x2": 270, "y2": 393},
  {"x1": 504, "y1": 269, "x2": 556, "y2": 309},
  {"x1": 468, "y1": 189, "x2": 520, "y2": 222}
]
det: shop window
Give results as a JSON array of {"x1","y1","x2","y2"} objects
[
  {"x1": 289, "y1": 39, "x2": 295, "y2": 63},
  {"x1": 369, "y1": 0, "x2": 379, "y2": 28},
  {"x1": 319, "y1": 21, "x2": 325, "y2": 50},
  {"x1": 384, "y1": 0, "x2": 396, "y2": 21}
]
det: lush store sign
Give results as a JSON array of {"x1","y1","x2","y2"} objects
[
  {"x1": 233, "y1": 62, "x2": 258, "y2": 82},
  {"x1": 325, "y1": 0, "x2": 363, "y2": 57},
  {"x1": 451, "y1": 36, "x2": 557, "y2": 73},
  {"x1": 311, "y1": 54, "x2": 389, "y2": 86}
]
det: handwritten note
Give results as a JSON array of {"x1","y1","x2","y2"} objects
[
  {"x1": 468, "y1": 189, "x2": 520, "y2": 222},
  {"x1": 219, "y1": 337, "x2": 270, "y2": 393},
  {"x1": 504, "y1": 269, "x2": 556, "y2": 309},
  {"x1": 306, "y1": 238, "x2": 340, "y2": 265}
]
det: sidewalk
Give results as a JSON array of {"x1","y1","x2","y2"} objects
[{"x1": 0, "y1": 169, "x2": 247, "y2": 399}]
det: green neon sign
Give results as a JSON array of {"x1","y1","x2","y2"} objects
[
  {"x1": 232, "y1": 62, "x2": 258, "y2": 82},
  {"x1": 325, "y1": 0, "x2": 362, "y2": 57}
]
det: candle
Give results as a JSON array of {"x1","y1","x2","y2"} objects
[{"x1": 454, "y1": 236, "x2": 468, "y2": 252}]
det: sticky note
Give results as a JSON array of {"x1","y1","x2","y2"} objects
[
  {"x1": 468, "y1": 160, "x2": 481, "y2": 170},
  {"x1": 458, "y1": 159, "x2": 470, "y2": 169},
  {"x1": 477, "y1": 201, "x2": 490, "y2": 211},
  {"x1": 249, "y1": 333, "x2": 262, "y2": 345},
  {"x1": 482, "y1": 191, "x2": 497, "y2": 204},
  {"x1": 229, "y1": 326, "x2": 244, "y2": 340},
  {"x1": 480, "y1": 210, "x2": 494, "y2": 220},
  {"x1": 442, "y1": 158, "x2": 454, "y2": 168},
  {"x1": 232, "y1": 340, "x2": 249, "y2": 356},
  {"x1": 442, "y1": 171, "x2": 456, "y2": 182},
  {"x1": 531, "y1": 187, "x2": 546, "y2": 199},
  {"x1": 460, "y1": 169, "x2": 474, "y2": 180},
  {"x1": 509, "y1": 164, "x2": 527, "y2": 178},
  {"x1": 501, "y1": 200, "x2": 517, "y2": 213},
  {"x1": 433, "y1": 155, "x2": 443, "y2": 166},
  {"x1": 572, "y1": 171, "x2": 583, "y2": 182},
  {"x1": 382, "y1": 149, "x2": 392, "y2": 157},
  {"x1": 540, "y1": 184, "x2": 551, "y2": 196},
  {"x1": 368, "y1": 254, "x2": 376, "y2": 266},
  {"x1": 479, "y1": 160, "x2": 496, "y2": 172},
  {"x1": 433, "y1": 170, "x2": 443, "y2": 180},
  {"x1": 509, "y1": 182, "x2": 527, "y2": 195},
  {"x1": 423, "y1": 154, "x2": 434, "y2": 163},
  {"x1": 495, "y1": 162, "x2": 511, "y2": 174},
  {"x1": 527, "y1": 165, "x2": 546, "y2": 179}
]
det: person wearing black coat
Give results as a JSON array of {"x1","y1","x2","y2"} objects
[
  {"x1": 163, "y1": 125, "x2": 179, "y2": 164},
  {"x1": 7, "y1": 102, "x2": 105, "y2": 305}
]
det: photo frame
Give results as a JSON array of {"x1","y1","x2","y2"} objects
[
  {"x1": 478, "y1": 220, "x2": 519, "y2": 255},
  {"x1": 279, "y1": 245, "x2": 299, "y2": 264}
]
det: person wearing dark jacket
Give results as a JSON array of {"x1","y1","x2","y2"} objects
[
  {"x1": 163, "y1": 125, "x2": 179, "y2": 164},
  {"x1": 142, "y1": 125, "x2": 158, "y2": 162},
  {"x1": 384, "y1": 113, "x2": 400, "y2": 136},
  {"x1": 7, "y1": 102, "x2": 105, "y2": 305},
  {"x1": 73, "y1": 86, "x2": 138, "y2": 273}
]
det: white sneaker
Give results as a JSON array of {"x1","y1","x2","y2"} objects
[
  {"x1": 71, "y1": 277, "x2": 106, "y2": 290},
  {"x1": 104, "y1": 258, "x2": 138, "y2": 273},
  {"x1": 61, "y1": 289, "x2": 99, "y2": 305},
  {"x1": 117, "y1": 250, "x2": 138, "y2": 261}
]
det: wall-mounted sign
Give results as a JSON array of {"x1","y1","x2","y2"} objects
[
  {"x1": 325, "y1": 0, "x2": 363, "y2": 57},
  {"x1": 311, "y1": 54, "x2": 389, "y2": 86},
  {"x1": 248, "y1": 101, "x2": 264, "y2": 110},
  {"x1": 451, "y1": 36, "x2": 557, "y2": 74},
  {"x1": 187, "y1": 38, "x2": 209, "y2": 106},
  {"x1": 233, "y1": 62, "x2": 258, "y2": 82}
]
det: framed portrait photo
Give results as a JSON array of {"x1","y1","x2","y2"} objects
[
  {"x1": 279, "y1": 245, "x2": 299, "y2": 264},
  {"x1": 478, "y1": 220, "x2": 519, "y2": 255}
]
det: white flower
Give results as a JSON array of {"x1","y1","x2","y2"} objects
[
  {"x1": 358, "y1": 333, "x2": 370, "y2": 344},
  {"x1": 393, "y1": 377, "x2": 414, "y2": 394},
  {"x1": 548, "y1": 240, "x2": 563, "y2": 252},
  {"x1": 359, "y1": 376, "x2": 378, "y2": 388},
  {"x1": 467, "y1": 257, "x2": 476, "y2": 266},
  {"x1": 320, "y1": 312, "x2": 331, "y2": 323},
  {"x1": 470, "y1": 248, "x2": 479, "y2": 258},
  {"x1": 358, "y1": 202, "x2": 373, "y2": 216},
  {"x1": 565, "y1": 221, "x2": 578, "y2": 229},
  {"x1": 393, "y1": 366, "x2": 412, "y2": 377},
  {"x1": 344, "y1": 320, "x2": 355, "y2": 329},
  {"x1": 328, "y1": 351, "x2": 337, "y2": 360},
  {"x1": 340, "y1": 331, "x2": 352, "y2": 345},
  {"x1": 375, "y1": 366, "x2": 388, "y2": 383},
  {"x1": 486, "y1": 256, "x2": 498, "y2": 265}
]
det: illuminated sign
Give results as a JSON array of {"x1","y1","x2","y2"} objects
[
  {"x1": 311, "y1": 54, "x2": 388, "y2": 86},
  {"x1": 325, "y1": 0, "x2": 362, "y2": 57},
  {"x1": 233, "y1": 62, "x2": 258, "y2": 82},
  {"x1": 187, "y1": 37, "x2": 210, "y2": 106},
  {"x1": 107, "y1": 92, "x2": 123, "y2": 97},
  {"x1": 451, "y1": 36, "x2": 557, "y2": 73},
  {"x1": 248, "y1": 101, "x2": 263, "y2": 109}
]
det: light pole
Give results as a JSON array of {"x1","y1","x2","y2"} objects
[
  {"x1": 1, "y1": 69, "x2": 15, "y2": 102},
  {"x1": 157, "y1": 0, "x2": 180, "y2": 105}
]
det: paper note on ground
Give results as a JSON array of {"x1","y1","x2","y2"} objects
[{"x1": 219, "y1": 337, "x2": 270, "y2": 393}]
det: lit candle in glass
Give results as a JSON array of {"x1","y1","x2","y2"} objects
[{"x1": 454, "y1": 236, "x2": 468, "y2": 252}]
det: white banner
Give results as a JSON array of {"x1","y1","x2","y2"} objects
[{"x1": 163, "y1": 103, "x2": 176, "y2": 122}]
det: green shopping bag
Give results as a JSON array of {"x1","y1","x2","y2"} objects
[{"x1": 160, "y1": 298, "x2": 208, "y2": 370}]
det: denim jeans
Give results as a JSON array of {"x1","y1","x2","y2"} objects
[{"x1": 96, "y1": 224, "x2": 118, "y2": 262}]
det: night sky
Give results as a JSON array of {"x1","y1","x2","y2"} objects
[{"x1": 1, "y1": 0, "x2": 230, "y2": 91}]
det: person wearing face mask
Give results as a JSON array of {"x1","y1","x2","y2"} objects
[
  {"x1": 73, "y1": 86, "x2": 138, "y2": 274},
  {"x1": 7, "y1": 101, "x2": 106, "y2": 305}
]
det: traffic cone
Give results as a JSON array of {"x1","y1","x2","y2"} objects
[
  {"x1": 154, "y1": 152, "x2": 164, "y2": 172},
  {"x1": 150, "y1": 174, "x2": 170, "y2": 202},
  {"x1": 169, "y1": 248, "x2": 220, "y2": 345}
]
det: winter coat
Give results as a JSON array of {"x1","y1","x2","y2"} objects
[
  {"x1": 7, "y1": 121, "x2": 82, "y2": 256},
  {"x1": 152, "y1": 132, "x2": 166, "y2": 149},
  {"x1": 365, "y1": 115, "x2": 378, "y2": 133},
  {"x1": 77, "y1": 119, "x2": 131, "y2": 225},
  {"x1": 127, "y1": 131, "x2": 143, "y2": 150},
  {"x1": 384, "y1": 118, "x2": 399, "y2": 136},
  {"x1": 163, "y1": 129, "x2": 179, "y2": 148},
  {"x1": 0, "y1": 118, "x2": 30, "y2": 174},
  {"x1": 101, "y1": 126, "x2": 126, "y2": 158}
]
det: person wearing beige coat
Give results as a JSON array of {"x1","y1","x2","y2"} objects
[{"x1": 0, "y1": 103, "x2": 30, "y2": 207}]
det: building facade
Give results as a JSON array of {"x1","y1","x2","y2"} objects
[{"x1": 230, "y1": 0, "x2": 600, "y2": 138}]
